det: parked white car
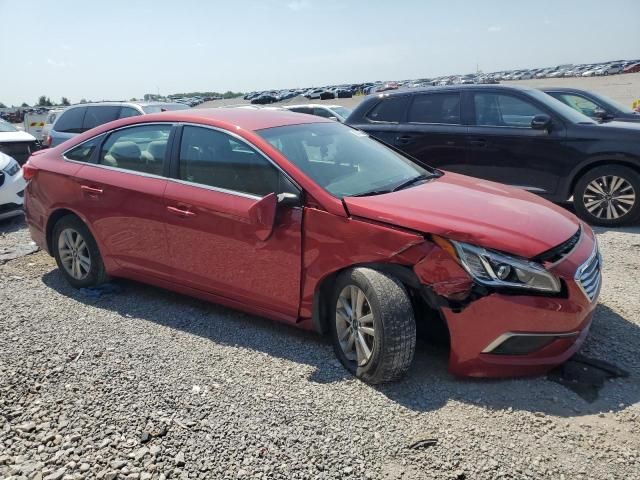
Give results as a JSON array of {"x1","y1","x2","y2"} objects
[
  {"x1": 597, "y1": 64, "x2": 624, "y2": 75},
  {"x1": 0, "y1": 151, "x2": 26, "y2": 221},
  {"x1": 0, "y1": 119, "x2": 38, "y2": 165},
  {"x1": 283, "y1": 104, "x2": 353, "y2": 122}
]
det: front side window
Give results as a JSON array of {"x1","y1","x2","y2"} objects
[
  {"x1": 474, "y1": 93, "x2": 545, "y2": 127},
  {"x1": 83, "y1": 106, "x2": 122, "y2": 130},
  {"x1": 65, "y1": 135, "x2": 103, "y2": 162},
  {"x1": 408, "y1": 93, "x2": 461, "y2": 124},
  {"x1": 257, "y1": 122, "x2": 432, "y2": 198},
  {"x1": 53, "y1": 107, "x2": 86, "y2": 133},
  {"x1": 100, "y1": 124, "x2": 172, "y2": 175},
  {"x1": 554, "y1": 94, "x2": 600, "y2": 117},
  {"x1": 365, "y1": 96, "x2": 409, "y2": 123},
  {"x1": 178, "y1": 126, "x2": 279, "y2": 197}
]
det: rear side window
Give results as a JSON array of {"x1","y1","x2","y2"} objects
[
  {"x1": 100, "y1": 124, "x2": 172, "y2": 175},
  {"x1": 83, "y1": 106, "x2": 122, "y2": 130},
  {"x1": 178, "y1": 126, "x2": 279, "y2": 197},
  {"x1": 53, "y1": 107, "x2": 86, "y2": 133},
  {"x1": 365, "y1": 96, "x2": 409, "y2": 123},
  {"x1": 408, "y1": 93, "x2": 461, "y2": 124},
  {"x1": 64, "y1": 135, "x2": 103, "y2": 162},
  {"x1": 119, "y1": 107, "x2": 141, "y2": 119}
]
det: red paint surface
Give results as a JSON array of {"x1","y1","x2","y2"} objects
[{"x1": 24, "y1": 109, "x2": 601, "y2": 378}]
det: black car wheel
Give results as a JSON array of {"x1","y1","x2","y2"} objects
[
  {"x1": 574, "y1": 165, "x2": 640, "y2": 226},
  {"x1": 53, "y1": 215, "x2": 108, "y2": 288},
  {"x1": 330, "y1": 268, "x2": 416, "y2": 384}
]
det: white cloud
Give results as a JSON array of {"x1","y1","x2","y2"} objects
[
  {"x1": 46, "y1": 58, "x2": 67, "y2": 68},
  {"x1": 287, "y1": 0, "x2": 310, "y2": 11},
  {"x1": 487, "y1": 25, "x2": 502, "y2": 32}
]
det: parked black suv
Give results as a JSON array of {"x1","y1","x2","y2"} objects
[
  {"x1": 542, "y1": 87, "x2": 640, "y2": 123},
  {"x1": 346, "y1": 85, "x2": 640, "y2": 226}
]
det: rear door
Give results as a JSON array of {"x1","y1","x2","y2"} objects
[
  {"x1": 163, "y1": 125, "x2": 303, "y2": 319},
  {"x1": 71, "y1": 123, "x2": 175, "y2": 278},
  {"x1": 351, "y1": 95, "x2": 409, "y2": 145},
  {"x1": 392, "y1": 92, "x2": 470, "y2": 172},
  {"x1": 50, "y1": 107, "x2": 87, "y2": 146},
  {"x1": 465, "y1": 91, "x2": 567, "y2": 196}
]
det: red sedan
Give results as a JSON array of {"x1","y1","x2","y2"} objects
[{"x1": 23, "y1": 109, "x2": 601, "y2": 383}]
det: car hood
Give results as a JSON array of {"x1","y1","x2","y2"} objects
[
  {"x1": 343, "y1": 172, "x2": 580, "y2": 258},
  {"x1": 0, "y1": 151, "x2": 15, "y2": 169},
  {"x1": 0, "y1": 130, "x2": 37, "y2": 142}
]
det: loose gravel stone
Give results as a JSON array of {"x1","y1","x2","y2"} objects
[{"x1": 1, "y1": 218, "x2": 639, "y2": 479}]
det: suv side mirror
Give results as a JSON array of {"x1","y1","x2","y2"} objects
[
  {"x1": 531, "y1": 114, "x2": 552, "y2": 131},
  {"x1": 593, "y1": 107, "x2": 611, "y2": 121}
]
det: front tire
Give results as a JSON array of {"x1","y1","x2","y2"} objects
[
  {"x1": 330, "y1": 268, "x2": 416, "y2": 384},
  {"x1": 573, "y1": 165, "x2": 640, "y2": 226},
  {"x1": 52, "y1": 215, "x2": 108, "y2": 288}
]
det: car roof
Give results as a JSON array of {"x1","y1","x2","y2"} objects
[
  {"x1": 284, "y1": 104, "x2": 342, "y2": 109},
  {"x1": 64, "y1": 101, "x2": 184, "y2": 109},
  {"x1": 540, "y1": 87, "x2": 587, "y2": 93},
  {"x1": 376, "y1": 83, "x2": 538, "y2": 97},
  {"x1": 137, "y1": 107, "x2": 333, "y2": 131}
]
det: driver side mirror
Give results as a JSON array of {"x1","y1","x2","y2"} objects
[
  {"x1": 531, "y1": 114, "x2": 552, "y2": 131},
  {"x1": 248, "y1": 193, "x2": 277, "y2": 241},
  {"x1": 593, "y1": 107, "x2": 611, "y2": 121}
]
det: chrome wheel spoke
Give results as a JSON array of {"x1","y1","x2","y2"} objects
[
  {"x1": 356, "y1": 332, "x2": 371, "y2": 366},
  {"x1": 335, "y1": 285, "x2": 375, "y2": 368},
  {"x1": 360, "y1": 326, "x2": 375, "y2": 337},
  {"x1": 585, "y1": 176, "x2": 636, "y2": 219},
  {"x1": 58, "y1": 228, "x2": 91, "y2": 280}
]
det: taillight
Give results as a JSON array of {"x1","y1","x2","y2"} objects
[{"x1": 22, "y1": 162, "x2": 38, "y2": 181}]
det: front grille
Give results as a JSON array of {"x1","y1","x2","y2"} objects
[
  {"x1": 534, "y1": 226, "x2": 581, "y2": 263},
  {"x1": 0, "y1": 141, "x2": 35, "y2": 165},
  {"x1": 575, "y1": 247, "x2": 601, "y2": 302}
]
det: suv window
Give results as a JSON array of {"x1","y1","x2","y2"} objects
[
  {"x1": 83, "y1": 106, "x2": 122, "y2": 130},
  {"x1": 313, "y1": 107, "x2": 334, "y2": 118},
  {"x1": 408, "y1": 93, "x2": 461, "y2": 124},
  {"x1": 53, "y1": 107, "x2": 86, "y2": 133},
  {"x1": 474, "y1": 93, "x2": 545, "y2": 127},
  {"x1": 551, "y1": 93, "x2": 599, "y2": 117},
  {"x1": 289, "y1": 107, "x2": 313, "y2": 115},
  {"x1": 64, "y1": 135, "x2": 103, "y2": 162},
  {"x1": 366, "y1": 96, "x2": 409, "y2": 123},
  {"x1": 119, "y1": 107, "x2": 141, "y2": 119},
  {"x1": 179, "y1": 126, "x2": 279, "y2": 197},
  {"x1": 100, "y1": 124, "x2": 172, "y2": 175}
]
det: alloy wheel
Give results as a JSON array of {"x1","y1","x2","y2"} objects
[
  {"x1": 583, "y1": 175, "x2": 636, "y2": 220},
  {"x1": 335, "y1": 285, "x2": 375, "y2": 367},
  {"x1": 58, "y1": 228, "x2": 91, "y2": 280}
]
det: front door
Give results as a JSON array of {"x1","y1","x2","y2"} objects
[
  {"x1": 72, "y1": 123, "x2": 174, "y2": 278},
  {"x1": 163, "y1": 125, "x2": 302, "y2": 319},
  {"x1": 465, "y1": 91, "x2": 568, "y2": 196}
]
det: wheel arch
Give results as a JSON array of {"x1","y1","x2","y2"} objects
[
  {"x1": 566, "y1": 158, "x2": 640, "y2": 200},
  {"x1": 45, "y1": 207, "x2": 96, "y2": 256}
]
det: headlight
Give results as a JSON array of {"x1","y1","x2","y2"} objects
[
  {"x1": 2, "y1": 158, "x2": 20, "y2": 177},
  {"x1": 447, "y1": 240, "x2": 561, "y2": 293}
]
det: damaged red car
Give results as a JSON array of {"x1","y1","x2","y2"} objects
[{"x1": 23, "y1": 109, "x2": 602, "y2": 383}]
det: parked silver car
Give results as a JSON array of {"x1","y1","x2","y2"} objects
[{"x1": 46, "y1": 101, "x2": 190, "y2": 147}]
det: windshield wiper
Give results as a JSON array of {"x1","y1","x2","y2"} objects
[
  {"x1": 350, "y1": 189, "x2": 394, "y2": 197},
  {"x1": 391, "y1": 174, "x2": 431, "y2": 192}
]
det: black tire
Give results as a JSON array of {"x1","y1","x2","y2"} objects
[
  {"x1": 573, "y1": 165, "x2": 640, "y2": 227},
  {"x1": 52, "y1": 215, "x2": 108, "y2": 288},
  {"x1": 329, "y1": 268, "x2": 416, "y2": 384}
]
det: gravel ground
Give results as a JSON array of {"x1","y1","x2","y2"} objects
[{"x1": 1, "y1": 215, "x2": 639, "y2": 480}]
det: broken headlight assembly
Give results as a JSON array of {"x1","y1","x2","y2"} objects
[
  {"x1": 435, "y1": 237, "x2": 561, "y2": 293},
  {"x1": 2, "y1": 158, "x2": 20, "y2": 177}
]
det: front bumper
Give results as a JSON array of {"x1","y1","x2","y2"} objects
[
  {"x1": 436, "y1": 226, "x2": 600, "y2": 378},
  {"x1": 0, "y1": 168, "x2": 26, "y2": 221}
]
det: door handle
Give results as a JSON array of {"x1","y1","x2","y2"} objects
[
  {"x1": 166, "y1": 205, "x2": 196, "y2": 217},
  {"x1": 80, "y1": 185, "x2": 103, "y2": 195},
  {"x1": 396, "y1": 135, "x2": 416, "y2": 145},
  {"x1": 467, "y1": 138, "x2": 487, "y2": 147}
]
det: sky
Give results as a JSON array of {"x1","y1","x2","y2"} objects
[{"x1": 1, "y1": 0, "x2": 639, "y2": 106}]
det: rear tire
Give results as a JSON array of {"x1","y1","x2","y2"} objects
[
  {"x1": 52, "y1": 215, "x2": 108, "y2": 288},
  {"x1": 329, "y1": 268, "x2": 416, "y2": 384},
  {"x1": 573, "y1": 165, "x2": 640, "y2": 226}
]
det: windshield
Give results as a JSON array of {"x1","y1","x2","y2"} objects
[
  {"x1": 257, "y1": 122, "x2": 432, "y2": 198},
  {"x1": 331, "y1": 106, "x2": 352, "y2": 119},
  {"x1": 142, "y1": 103, "x2": 191, "y2": 113},
  {"x1": 532, "y1": 89, "x2": 597, "y2": 124},
  {"x1": 587, "y1": 91, "x2": 636, "y2": 114},
  {"x1": 0, "y1": 119, "x2": 18, "y2": 132}
]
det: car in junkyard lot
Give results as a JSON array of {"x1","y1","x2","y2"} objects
[
  {"x1": 0, "y1": 151, "x2": 26, "y2": 221},
  {"x1": 23, "y1": 108, "x2": 601, "y2": 382},
  {"x1": 0, "y1": 118, "x2": 39, "y2": 166},
  {"x1": 346, "y1": 84, "x2": 640, "y2": 227},
  {"x1": 284, "y1": 104, "x2": 352, "y2": 122},
  {"x1": 542, "y1": 87, "x2": 640, "y2": 123}
]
